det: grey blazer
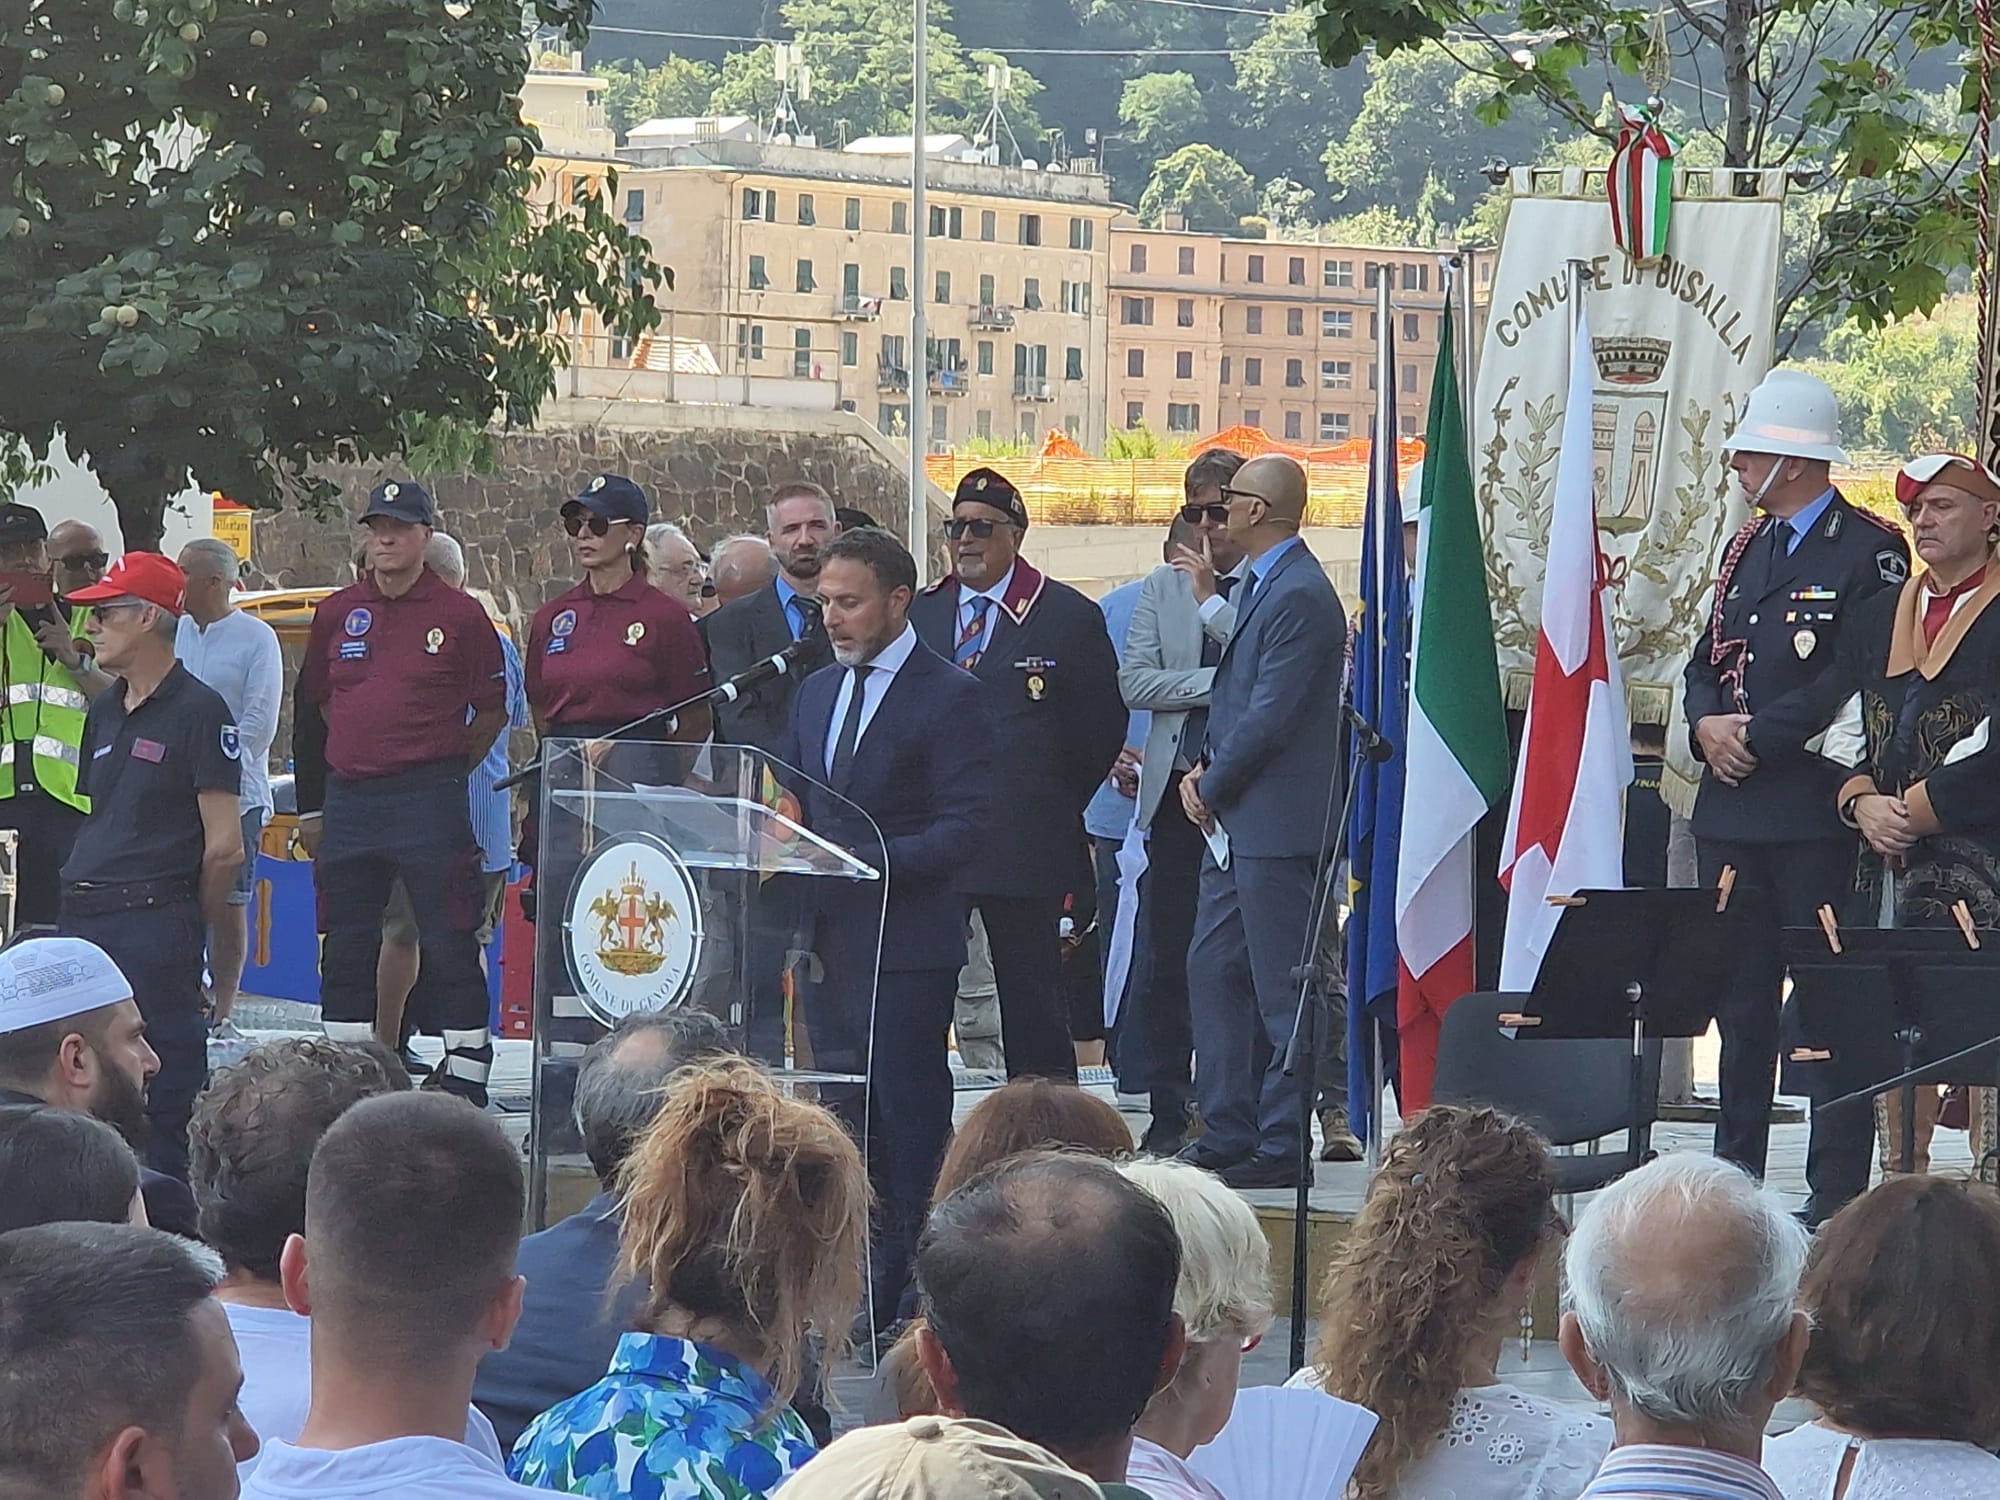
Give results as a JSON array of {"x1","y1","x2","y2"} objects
[{"x1": 1118, "y1": 565, "x2": 1237, "y2": 831}]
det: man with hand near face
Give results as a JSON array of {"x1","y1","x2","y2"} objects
[{"x1": 910, "y1": 468, "x2": 1124, "y2": 1083}]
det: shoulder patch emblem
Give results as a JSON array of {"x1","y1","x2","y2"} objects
[
  {"x1": 344, "y1": 607, "x2": 371, "y2": 637},
  {"x1": 1878, "y1": 550, "x2": 1909, "y2": 585},
  {"x1": 1825, "y1": 508, "x2": 1844, "y2": 540},
  {"x1": 220, "y1": 724, "x2": 241, "y2": 760},
  {"x1": 551, "y1": 608, "x2": 577, "y2": 638}
]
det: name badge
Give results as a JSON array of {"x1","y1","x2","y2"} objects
[
  {"x1": 131, "y1": 738, "x2": 166, "y2": 764},
  {"x1": 339, "y1": 640, "x2": 370, "y2": 661}
]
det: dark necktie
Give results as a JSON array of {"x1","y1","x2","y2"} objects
[
  {"x1": 1759, "y1": 517, "x2": 1790, "y2": 592},
  {"x1": 828, "y1": 663, "x2": 872, "y2": 792},
  {"x1": 791, "y1": 594, "x2": 823, "y2": 643},
  {"x1": 1184, "y1": 574, "x2": 1241, "y2": 767}
]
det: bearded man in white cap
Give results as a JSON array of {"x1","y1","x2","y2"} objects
[
  {"x1": 1681, "y1": 368, "x2": 1909, "y2": 1225},
  {"x1": 0, "y1": 934, "x2": 196, "y2": 1235}
]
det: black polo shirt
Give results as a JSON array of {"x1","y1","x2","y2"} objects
[{"x1": 62, "y1": 662, "x2": 240, "y2": 888}]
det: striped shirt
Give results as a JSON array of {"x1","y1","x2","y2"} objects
[{"x1": 1579, "y1": 1444, "x2": 1784, "y2": 1500}]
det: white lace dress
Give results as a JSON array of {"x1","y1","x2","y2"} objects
[
  {"x1": 1283, "y1": 1371, "x2": 1613, "y2": 1500},
  {"x1": 1762, "y1": 1421, "x2": 2000, "y2": 1499}
]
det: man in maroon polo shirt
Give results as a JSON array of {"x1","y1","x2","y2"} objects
[{"x1": 292, "y1": 480, "x2": 506, "y2": 1104}]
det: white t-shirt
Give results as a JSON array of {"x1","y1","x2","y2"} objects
[
  {"x1": 1762, "y1": 1420, "x2": 2000, "y2": 1499},
  {"x1": 239, "y1": 1435, "x2": 541, "y2": 1500},
  {"x1": 1128, "y1": 1435, "x2": 1229, "y2": 1500},
  {"x1": 176, "y1": 607, "x2": 283, "y2": 814},
  {"x1": 222, "y1": 1302, "x2": 501, "y2": 1480}
]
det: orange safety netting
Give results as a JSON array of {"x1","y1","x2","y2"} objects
[{"x1": 924, "y1": 426, "x2": 1426, "y2": 527}]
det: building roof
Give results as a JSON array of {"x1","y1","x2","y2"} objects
[
  {"x1": 843, "y1": 133, "x2": 977, "y2": 157},
  {"x1": 626, "y1": 114, "x2": 762, "y2": 145}
]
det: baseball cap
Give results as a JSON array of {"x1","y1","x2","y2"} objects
[
  {"x1": 66, "y1": 551, "x2": 186, "y2": 615},
  {"x1": 566, "y1": 474, "x2": 651, "y2": 525},
  {"x1": 778, "y1": 1417, "x2": 1103, "y2": 1500},
  {"x1": 953, "y1": 468, "x2": 1030, "y2": 530},
  {"x1": 0, "y1": 503, "x2": 48, "y2": 548},
  {"x1": 360, "y1": 479, "x2": 437, "y2": 527},
  {"x1": 0, "y1": 937, "x2": 134, "y2": 1036}
]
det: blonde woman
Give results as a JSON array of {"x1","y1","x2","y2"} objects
[
  {"x1": 1118, "y1": 1158, "x2": 1274, "y2": 1500},
  {"x1": 511, "y1": 1059, "x2": 868, "y2": 1500},
  {"x1": 1287, "y1": 1105, "x2": 1611, "y2": 1500}
]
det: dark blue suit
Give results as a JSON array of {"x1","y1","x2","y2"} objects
[
  {"x1": 1188, "y1": 537, "x2": 1345, "y2": 1165},
  {"x1": 779, "y1": 634, "x2": 992, "y2": 1321}
]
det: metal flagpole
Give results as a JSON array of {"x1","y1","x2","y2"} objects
[
  {"x1": 908, "y1": 0, "x2": 930, "y2": 583},
  {"x1": 1365, "y1": 261, "x2": 1395, "y2": 1171}
]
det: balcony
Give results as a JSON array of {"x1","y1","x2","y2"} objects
[
  {"x1": 929, "y1": 361, "x2": 971, "y2": 396},
  {"x1": 1013, "y1": 376, "x2": 1054, "y2": 402},
  {"x1": 835, "y1": 292, "x2": 882, "y2": 321},
  {"x1": 971, "y1": 303, "x2": 1016, "y2": 331},
  {"x1": 877, "y1": 362, "x2": 910, "y2": 391}
]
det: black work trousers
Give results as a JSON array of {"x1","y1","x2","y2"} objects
[{"x1": 968, "y1": 893, "x2": 1077, "y2": 1081}]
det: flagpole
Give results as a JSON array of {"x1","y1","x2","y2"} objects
[{"x1": 1367, "y1": 261, "x2": 1395, "y2": 1170}]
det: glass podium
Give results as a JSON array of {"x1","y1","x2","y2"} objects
[{"x1": 528, "y1": 739, "x2": 886, "y2": 1227}]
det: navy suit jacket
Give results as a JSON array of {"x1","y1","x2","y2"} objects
[
  {"x1": 779, "y1": 638, "x2": 992, "y2": 977},
  {"x1": 698, "y1": 581, "x2": 833, "y2": 755},
  {"x1": 1201, "y1": 538, "x2": 1346, "y2": 859}
]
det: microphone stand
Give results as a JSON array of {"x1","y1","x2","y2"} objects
[{"x1": 1281, "y1": 705, "x2": 1390, "y2": 1374}]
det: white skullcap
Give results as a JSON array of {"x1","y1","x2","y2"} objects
[{"x1": 0, "y1": 937, "x2": 134, "y2": 1035}]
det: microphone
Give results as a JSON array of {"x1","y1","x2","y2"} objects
[
  {"x1": 1346, "y1": 704, "x2": 1394, "y2": 763},
  {"x1": 709, "y1": 639, "x2": 807, "y2": 704}
]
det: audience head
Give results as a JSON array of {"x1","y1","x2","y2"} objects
[
  {"x1": 947, "y1": 469, "x2": 1028, "y2": 591},
  {"x1": 618, "y1": 1057, "x2": 867, "y2": 1406},
  {"x1": 646, "y1": 521, "x2": 706, "y2": 609},
  {"x1": 1311, "y1": 1105, "x2": 1558, "y2": 1500},
  {"x1": 422, "y1": 530, "x2": 468, "y2": 587},
  {"x1": 49, "y1": 518, "x2": 110, "y2": 594},
  {"x1": 934, "y1": 1078, "x2": 1131, "y2": 1205},
  {"x1": 284, "y1": 1092, "x2": 527, "y2": 1376},
  {"x1": 188, "y1": 1036, "x2": 409, "y2": 1284},
  {"x1": 1223, "y1": 455, "x2": 1308, "y2": 549},
  {"x1": 571, "y1": 1008, "x2": 730, "y2": 1188},
  {"x1": 780, "y1": 1417, "x2": 1104, "y2": 1500},
  {"x1": 1118, "y1": 1159, "x2": 1271, "y2": 1453},
  {"x1": 821, "y1": 527, "x2": 920, "y2": 668},
  {"x1": 1181, "y1": 449, "x2": 1247, "y2": 572},
  {"x1": 710, "y1": 535, "x2": 779, "y2": 603},
  {"x1": 835, "y1": 505, "x2": 881, "y2": 532},
  {"x1": 1561, "y1": 1152, "x2": 1809, "y2": 1448},
  {"x1": 1794, "y1": 1175, "x2": 2000, "y2": 1449},
  {"x1": 766, "y1": 481, "x2": 839, "y2": 585},
  {"x1": 0, "y1": 1104, "x2": 143, "y2": 1232},
  {"x1": 0, "y1": 1222, "x2": 256, "y2": 1499},
  {"x1": 176, "y1": 538, "x2": 241, "y2": 623},
  {"x1": 0, "y1": 936, "x2": 157, "y2": 1148},
  {"x1": 916, "y1": 1152, "x2": 1184, "y2": 1477}
]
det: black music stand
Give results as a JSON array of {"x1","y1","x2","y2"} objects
[
  {"x1": 1778, "y1": 924, "x2": 2000, "y2": 1177},
  {"x1": 1513, "y1": 888, "x2": 1755, "y2": 1166}
]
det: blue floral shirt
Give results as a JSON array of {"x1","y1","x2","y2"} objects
[{"x1": 509, "y1": 1333, "x2": 816, "y2": 1500}]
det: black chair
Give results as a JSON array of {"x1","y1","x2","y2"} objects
[{"x1": 1430, "y1": 991, "x2": 1662, "y2": 1195}]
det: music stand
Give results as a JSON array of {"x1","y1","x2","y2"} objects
[
  {"x1": 1510, "y1": 888, "x2": 1754, "y2": 1166},
  {"x1": 1778, "y1": 921, "x2": 2000, "y2": 1177}
]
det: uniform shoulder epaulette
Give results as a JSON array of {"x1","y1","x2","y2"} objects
[
  {"x1": 1851, "y1": 505, "x2": 1903, "y2": 535},
  {"x1": 922, "y1": 574, "x2": 955, "y2": 595}
]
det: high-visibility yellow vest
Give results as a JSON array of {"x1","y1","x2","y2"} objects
[{"x1": 0, "y1": 609, "x2": 91, "y2": 812}]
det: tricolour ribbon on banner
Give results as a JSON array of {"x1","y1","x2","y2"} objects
[{"x1": 1607, "y1": 104, "x2": 1680, "y2": 266}]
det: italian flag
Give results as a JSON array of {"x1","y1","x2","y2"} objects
[{"x1": 1394, "y1": 309, "x2": 1509, "y2": 1111}]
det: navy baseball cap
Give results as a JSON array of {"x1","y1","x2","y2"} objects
[
  {"x1": 360, "y1": 479, "x2": 436, "y2": 526},
  {"x1": 566, "y1": 474, "x2": 650, "y2": 525},
  {"x1": 0, "y1": 503, "x2": 47, "y2": 547}
]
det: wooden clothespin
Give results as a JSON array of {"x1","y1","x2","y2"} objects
[
  {"x1": 1954, "y1": 900, "x2": 1982, "y2": 950},
  {"x1": 1546, "y1": 894, "x2": 1588, "y2": 908},
  {"x1": 1715, "y1": 865, "x2": 1736, "y2": 914},
  {"x1": 1789, "y1": 1047, "x2": 1833, "y2": 1063},
  {"x1": 1816, "y1": 904, "x2": 1843, "y2": 955},
  {"x1": 1497, "y1": 1013, "x2": 1543, "y2": 1028}
]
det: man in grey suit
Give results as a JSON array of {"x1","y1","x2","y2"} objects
[
  {"x1": 1116, "y1": 453, "x2": 1245, "y2": 1155},
  {"x1": 1178, "y1": 455, "x2": 1346, "y2": 1189}
]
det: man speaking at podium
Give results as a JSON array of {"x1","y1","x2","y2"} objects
[{"x1": 779, "y1": 527, "x2": 992, "y2": 1326}]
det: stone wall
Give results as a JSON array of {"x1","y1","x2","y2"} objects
[{"x1": 248, "y1": 400, "x2": 949, "y2": 629}]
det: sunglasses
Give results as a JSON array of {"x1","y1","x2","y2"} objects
[
  {"x1": 1180, "y1": 502, "x2": 1229, "y2": 525},
  {"x1": 944, "y1": 518, "x2": 1013, "y2": 539},
  {"x1": 1217, "y1": 486, "x2": 1269, "y2": 508},
  {"x1": 58, "y1": 551, "x2": 110, "y2": 571},
  {"x1": 562, "y1": 510, "x2": 614, "y2": 538}
]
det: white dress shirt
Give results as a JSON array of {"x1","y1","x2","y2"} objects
[
  {"x1": 823, "y1": 622, "x2": 920, "y2": 776},
  {"x1": 176, "y1": 607, "x2": 283, "y2": 814},
  {"x1": 240, "y1": 1437, "x2": 539, "y2": 1500},
  {"x1": 1197, "y1": 559, "x2": 1249, "y2": 624},
  {"x1": 956, "y1": 561, "x2": 1016, "y2": 655}
]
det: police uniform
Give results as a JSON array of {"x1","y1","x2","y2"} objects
[
  {"x1": 0, "y1": 503, "x2": 95, "y2": 926},
  {"x1": 61, "y1": 555, "x2": 241, "y2": 1182},
  {"x1": 294, "y1": 481, "x2": 506, "y2": 1104},
  {"x1": 1684, "y1": 487, "x2": 1908, "y2": 1213},
  {"x1": 909, "y1": 469, "x2": 1125, "y2": 1080}
]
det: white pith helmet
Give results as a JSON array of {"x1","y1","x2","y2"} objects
[{"x1": 1723, "y1": 368, "x2": 1849, "y2": 465}]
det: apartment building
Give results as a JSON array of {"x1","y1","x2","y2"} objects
[
  {"x1": 1108, "y1": 219, "x2": 1494, "y2": 446},
  {"x1": 613, "y1": 127, "x2": 1117, "y2": 450}
]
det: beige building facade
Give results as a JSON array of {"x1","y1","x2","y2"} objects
[{"x1": 1107, "y1": 220, "x2": 1494, "y2": 446}]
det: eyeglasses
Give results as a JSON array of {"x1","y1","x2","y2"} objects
[
  {"x1": 57, "y1": 551, "x2": 109, "y2": 572},
  {"x1": 1218, "y1": 486, "x2": 1269, "y2": 508},
  {"x1": 944, "y1": 518, "x2": 1011, "y2": 539},
  {"x1": 1179, "y1": 502, "x2": 1229, "y2": 525},
  {"x1": 562, "y1": 511, "x2": 612, "y2": 538}
]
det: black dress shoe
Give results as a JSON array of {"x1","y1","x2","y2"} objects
[
  {"x1": 1220, "y1": 1153, "x2": 1306, "y2": 1190},
  {"x1": 1174, "y1": 1142, "x2": 1249, "y2": 1172}
]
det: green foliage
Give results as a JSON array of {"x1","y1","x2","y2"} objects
[
  {"x1": 1138, "y1": 145, "x2": 1258, "y2": 234},
  {"x1": 1316, "y1": 205, "x2": 1422, "y2": 247},
  {"x1": 1105, "y1": 422, "x2": 1191, "y2": 460},
  {"x1": 1118, "y1": 72, "x2": 1206, "y2": 163},
  {"x1": 1229, "y1": 12, "x2": 1366, "y2": 194},
  {"x1": 598, "y1": 56, "x2": 721, "y2": 138},
  {"x1": 0, "y1": 0, "x2": 664, "y2": 548},
  {"x1": 1791, "y1": 296, "x2": 1977, "y2": 454},
  {"x1": 959, "y1": 433, "x2": 1034, "y2": 460},
  {"x1": 0, "y1": 435, "x2": 55, "y2": 504}
]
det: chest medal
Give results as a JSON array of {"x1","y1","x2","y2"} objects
[{"x1": 425, "y1": 627, "x2": 445, "y2": 654}]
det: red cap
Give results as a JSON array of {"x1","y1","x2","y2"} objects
[
  {"x1": 1896, "y1": 453, "x2": 2000, "y2": 509},
  {"x1": 66, "y1": 551, "x2": 186, "y2": 615}
]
